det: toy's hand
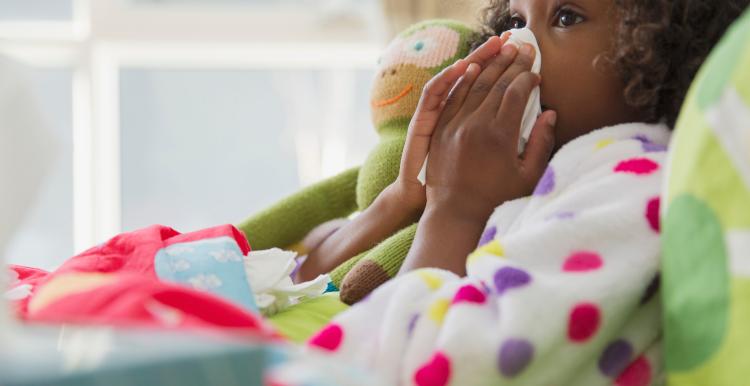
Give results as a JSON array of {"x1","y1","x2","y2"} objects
[
  {"x1": 424, "y1": 40, "x2": 558, "y2": 223},
  {"x1": 392, "y1": 35, "x2": 511, "y2": 216}
]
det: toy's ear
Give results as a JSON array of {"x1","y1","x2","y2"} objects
[{"x1": 370, "y1": 20, "x2": 479, "y2": 131}]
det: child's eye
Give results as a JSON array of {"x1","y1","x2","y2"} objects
[
  {"x1": 509, "y1": 16, "x2": 526, "y2": 29},
  {"x1": 554, "y1": 9, "x2": 584, "y2": 28}
]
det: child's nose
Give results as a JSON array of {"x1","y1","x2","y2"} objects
[{"x1": 523, "y1": 25, "x2": 545, "y2": 53}]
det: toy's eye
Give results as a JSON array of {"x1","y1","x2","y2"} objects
[{"x1": 407, "y1": 38, "x2": 431, "y2": 56}]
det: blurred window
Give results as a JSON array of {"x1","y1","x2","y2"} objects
[
  {"x1": 0, "y1": 0, "x2": 73, "y2": 21},
  {"x1": 0, "y1": 0, "x2": 380, "y2": 268}
]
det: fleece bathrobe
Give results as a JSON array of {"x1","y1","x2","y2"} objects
[{"x1": 272, "y1": 122, "x2": 670, "y2": 386}]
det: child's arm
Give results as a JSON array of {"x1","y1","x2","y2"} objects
[
  {"x1": 296, "y1": 182, "x2": 421, "y2": 282},
  {"x1": 296, "y1": 48, "x2": 499, "y2": 282},
  {"x1": 400, "y1": 40, "x2": 557, "y2": 275},
  {"x1": 401, "y1": 207, "x2": 486, "y2": 276},
  {"x1": 238, "y1": 167, "x2": 360, "y2": 251}
]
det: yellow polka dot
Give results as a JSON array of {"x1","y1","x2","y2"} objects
[
  {"x1": 428, "y1": 299, "x2": 451, "y2": 324},
  {"x1": 477, "y1": 240, "x2": 505, "y2": 257},
  {"x1": 468, "y1": 240, "x2": 506, "y2": 265},
  {"x1": 467, "y1": 251, "x2": 482, "y2": 265},
  {"x1": 417, "y1": 271, "x2": 444, "y2": 290},
  {"x1": 596, "y1": 139, "x2": 615, "y2": 150}
]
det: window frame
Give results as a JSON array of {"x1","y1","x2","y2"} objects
[{"x1": 0, "y1": 0, "x2": 381, "y2": 252}]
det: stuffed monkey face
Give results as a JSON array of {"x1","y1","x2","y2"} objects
[{"x1": 370, "y1": 24, "x2": 467, "y2": 130}]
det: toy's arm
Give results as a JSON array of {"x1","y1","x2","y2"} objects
[
  {"x1": 295, "y1": 185, "x2": 421, "y2": 282},
  {"x1": 337, "y1": 223, "x2": 417, "y2": 304},
  {"x1": 237, "y1": 167, "x2": 360, "y2": 251}
]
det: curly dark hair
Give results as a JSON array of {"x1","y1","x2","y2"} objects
[{"x1": 474, "y1": 0, "x2": 749, "y2": 127}]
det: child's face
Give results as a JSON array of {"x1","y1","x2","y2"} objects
[{"x1": 508, "y1": 0, "x2": 644, "y2": 148}]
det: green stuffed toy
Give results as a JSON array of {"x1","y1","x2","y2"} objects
[{"x1": 239, "y1": 20, "x2": 477, "y2": 304}]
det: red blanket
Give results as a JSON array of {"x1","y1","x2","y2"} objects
[{"x1": 8, "y1": 225, "x2": 277, "y2": 340}]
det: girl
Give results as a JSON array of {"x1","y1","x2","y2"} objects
[{"x1": 274, "y1": 0, "x2": 749, "y2": 385}]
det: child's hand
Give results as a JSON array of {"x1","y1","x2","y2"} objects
[
  {"x1": 424, "y1": 41, "x2": 558, "y2": 222},
  {"x1": 388, "y1": 35, "x2": 510, "y2": 216}
]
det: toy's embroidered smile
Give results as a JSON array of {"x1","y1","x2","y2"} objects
[{"x1": 372, "y1": 84, "x2": 414, "y2": 108}]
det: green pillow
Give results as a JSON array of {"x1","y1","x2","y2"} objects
[
  {"x1": 267, "y1": 293, "x2": 349, "y2": 344},
  {"x1": 662, "y1": 7, "x2": 750, "y2": 386}
]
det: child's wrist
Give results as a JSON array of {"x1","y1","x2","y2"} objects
[
  {"x1": 379, "y1": 182, "x2": 424, "y2": 224},
  {"x1": 424, "y1": 198, "x2": 493, "y2": 229}
]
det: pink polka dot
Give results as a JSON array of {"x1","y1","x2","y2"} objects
[
  {"x1": 646, "y1": 197, "x2": 660, "y2": 233},
  {"x1": 563, "y1": 251, "x2": 603, "y2": 272},
  {"x1": 568, "y1": 303, "x2": 601, "y2": 343},
  {"x1": 615, "y1": 356, "x2": 652, "y2": 386},
  {"x1": 452, "y1": 284, "x2": 487, "y2": 305},
  {"x1": 414, "y1": 352, "x2": 452, "y2": 386},
  {"x1": 308, "y1": 324, "x2": 344, "y2": 352},
  {"x1": 614, "y1": 158, "x2": 659, "y2": 175}
]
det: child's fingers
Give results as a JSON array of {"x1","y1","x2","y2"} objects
[
  {"x1": 432, "y1": 35, "x2": 509, "y2": 128},
  {"x1": 480, "y1": 43, "x2": 536, "y2": 117},
  {"x1": 520, "y1": 110, "x2": 557, "y2": 181},
  {"x1": 399, "y1": 128, "x2": 432, "y2": 181},
  {"x1": 494, "y1": 71, "x2": 541, "y2": 145},
  {"x1": 462, "y1": 34, "x2": 508, "y2": 67},
  {"x1": 417, "y1": 59, "x2": 470, "y2": 113},
  {"x1": 461, "y1": 43, "x2": 518, "y2": 114},
  {"x1": 402, "y1": 60, "x2": 469, "y2": 180},
  {"x1": 434, "y1": 62, "x2": 482, "y2": 132}
]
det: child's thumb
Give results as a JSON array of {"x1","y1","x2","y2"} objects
[{"x1": 522, "y1": 110, "x2": 557, "y2": 177}]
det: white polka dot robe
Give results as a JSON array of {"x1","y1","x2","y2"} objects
[{"x1": 273, "y1": 123, "x2": 670, "y2": 386}]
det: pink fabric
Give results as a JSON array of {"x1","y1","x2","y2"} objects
[{"x1": 8, "y1": 224, "x2": 277, "y2": 340}]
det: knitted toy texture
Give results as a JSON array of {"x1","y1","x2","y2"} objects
[{"x1": 238, "y1": 20, "x2": 476, "y2": 305}]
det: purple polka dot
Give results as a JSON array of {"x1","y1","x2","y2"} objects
[
  {"x1": 643, "y1": 142, "x2": 668, "y2": 152},
  {"x1": 533, "y1": 167, "x2": 556, "y2": 196},
  {"x1": 494, "y1": 267, "x2": 532, "y2": 295},
  {"x1": 407, "y1": 314, "x2": 420, "y2": 336},
  {"x1": 478, "y1": 226, "x2": 497, "y2": 247},
  {"x1": 598, "y1": 340, "x2": 633, "y2": 377},
  {"x1": 547, "y1": 211, "x2": 575, "y2": 221},
  {"x1": 633, "y1": 135, "x2": 667, "y2": 153},
  {"x1": 498, "y1": 339, "x2": 534, "y2": 378}
]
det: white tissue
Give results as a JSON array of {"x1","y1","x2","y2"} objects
[
  {"x1": 417, "y1": 28, "x2": 542, "y2": 185},
  {"x1": 243, "y1": 248, "x2": 330, "y2": 317},
  {"x1": 505, "y1": 28, "x2": 543, "y2": 153}
]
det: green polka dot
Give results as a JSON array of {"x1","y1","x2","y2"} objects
[
  {"x1": 667, "y1": 109, "x2": 750, "y2": 229},
  {"x1": 667, "y1": 279, "x2": 750, "y2": 386},
  {"x1": 696, "y1": 9, "x2": 750, "y2": 110},
  {"x1": 663, "y1": 194, "x2": 730, "y2": 372}
]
